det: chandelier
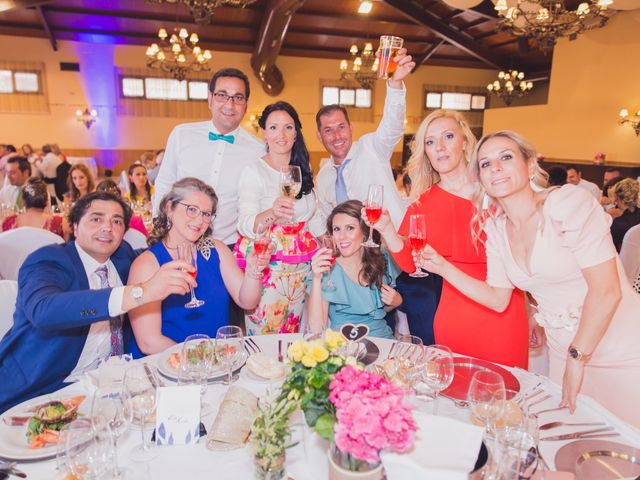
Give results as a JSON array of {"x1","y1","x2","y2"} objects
[
  {"x1": 619, "y1": 109, "x2": 640, "y2": 136},
  {"x1": 75, "y1": 107, "x2": 98, "y2": 129},
  {"x1": 145, "y1": 27, "x2": 212, "y2": 81},
  {"x1": 148, "y1": 0, "x2": 258, "y2": 24},
  {"x1": 486, "y1": 70, "x2": 533, "y2": 106},
  {"x1": 494, "y1": 0, "x2": 614, "y2": 53},
  {"x1": 339, "y1": 43, "x2": 379, "y2": 89}
]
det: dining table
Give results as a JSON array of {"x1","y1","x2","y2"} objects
[{"x1": 2, "y1": 333, "x2": 639, "y2": 480}]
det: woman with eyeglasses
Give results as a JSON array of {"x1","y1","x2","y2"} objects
[
  {"x1": 235, "y1": 101, "x2": 323, "y2": 335},
  {"x1": 126, "y1": 177, "x2": 269, "y2": 358}
]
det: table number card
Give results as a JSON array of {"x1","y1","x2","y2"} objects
[{"x1": 155, "y1": 385, "x2": 201, "y2": 446}]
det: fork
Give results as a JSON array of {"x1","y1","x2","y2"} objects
[
  {"x1": 247, "y1": 337, "x2": 261, "y2": 353},
  {"x1": 539, "y1": 420, "x2": 606, "y2": 431},
  {"x1": 386, "y1": 342, "x2": 397, "y2": 360},
  {"x1": 277, "y1": 339, "x2": 283, "y2": 362}
]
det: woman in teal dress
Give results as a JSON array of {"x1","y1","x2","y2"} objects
[{"x1": 307, "y1": 200, "x2": 402, "y2": 339}]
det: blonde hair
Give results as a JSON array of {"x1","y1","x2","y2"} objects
[
  {"x1": 469, "y1": 131, "x2": 549, "y2": 246},
  {"x1": 407, "y1": 110, "x2": 477, "y2": 200},
  {"x1": 614, "y1": 178, "x2": 640, "y2": 211}
]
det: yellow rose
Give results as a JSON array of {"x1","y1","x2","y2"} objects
[
  {"x1": 325, "y1": 329, "x2": 346, "y2": 351},
  {"x1": 301, "y1": 355, "x2": 317, "y2": 368},
  {"x1": 288, "y1": 340, "x2": 306, "y2": 363},
  {"x1": 345, "y1": 356, "x2": 359, "y2": 367},
  {"x1": 309, "y1": 344, "x2": 329, "y2": 363}
]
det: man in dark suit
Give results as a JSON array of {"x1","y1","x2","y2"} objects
[{"x1": 0, "y1": 191, "x2": 195, "y2": 413}]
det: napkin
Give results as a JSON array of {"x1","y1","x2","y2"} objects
[
  {"x1": 206, "y1": 386, "x2": 258, "y2": 451},
  {"x1": 86, "y1": 354, "x2": 133, "y2": 393},
  {"x1": 381, "y1": 413, "x2": 484, "y2": 480}
]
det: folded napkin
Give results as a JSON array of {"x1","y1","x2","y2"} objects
[
  {"x1": 381, "y1": 413, "x2": 484, "y2": 480},
  {"x1": 86, "y1": 354, "x2": 133, "y2": 393},
  {"x1": 206, "y1": 386, "x2": 258, "y2": 451}
]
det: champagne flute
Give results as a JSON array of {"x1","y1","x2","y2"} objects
[
  {"x1": 408, "y1": 214, "x2": 429, "y2": 278},
  {"x1": 321, "y1": 236, "x2": 338, "y2": 292},
  {"x1": 91, "y1": 389, "x2": 132, "y2": 478},
  {"x1": 279, "y1": 165, "x2": 302, "y2": 225},
  {"x1": 363, "y1": 184, "x2": 383, "y2": 248},
  {"x1": 177, "y1": 242, "x2": 204, "y2": 308},
  {"x1": 215, "y1": 326, "x2": 244, "y2": 385},
  {"x1": 419, "y1": 344, "x2": 454, "y2": 415},
  {"x1": 122, "y1": 364, "x2": 158, "y2": 461},
  {"x1": 253, "y1": 223, "x2": 271, "y2": 277},
  {"x1": 468, "y1": 370, "x2": 506, "y2": 435}
]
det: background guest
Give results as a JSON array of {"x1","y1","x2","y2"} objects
[
  {"x1": 67, "y1": 163, "x2": 96, "y2": 202},
  {"x1": 95, "y1": 179, "x2": 148, "y2": 236},
  {"x1": 20, "y1": 144, "x2": 40, "y2": 166},
  {"x1": 236, "y1": 101, "x2": 322, "y2": 335},
  {"x1": 308, "y1": 200, "x2": 401, "y2": 339},
  {"x1": 0, "y1": 156, "x2": 31, "y2": 211},
  {"x1": 125, "y1": 162, "x2": 153, "y2": 204},
  {"x1": 566, "y1": 166, "x2": 600, "y2": 199},
  {"x1": 610, "y1": 178, "x2": 640, "y2": 252},
  {"x1": 37, "y1": 144, "x2": 62, "y2": 199},
  {"x1": 1, "y1": 177, "x2": 67, "y2": 239},
  {"x1": 547, "y1": 165, "x2": 568, "y2": 187},
  {"x1": 127, "y1": 178, "x2": 267, "y2": 357}
]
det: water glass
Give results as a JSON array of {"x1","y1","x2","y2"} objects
[
  {"x1": 91, "y1": 389, "x2": 132, "y2": 478},
  {"x1": 215, "y1": 326, "x2": 244, "y2": 385},
  {"x1": 65, "y1": 416, "x2": 115, "y2": 480},
  {"x1": 416, "y1": 344, "x2": 454, "y2": 414},
  {"x1": 468, "y1": 370, "x2": 506, "y2": 434},
  {"x1": 122, "y1": 364, "x2": 158, "y2": 461},
  {"x1": 378, "y1": 35, "x2": 404, "y2": 79}
]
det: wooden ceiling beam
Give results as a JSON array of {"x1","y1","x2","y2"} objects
[
  {"x1": 382, "y1": 0, "x2": 506, "y2": 69},
  {"x1": 35, "y1": 4, "x2": 56, "y2": 51},
  {"x1": 250, "y1": 0, "x2": 306, "y2": 96},
  {"x1": 414, "y1": 38, "x2": 446, "y2": 67}
]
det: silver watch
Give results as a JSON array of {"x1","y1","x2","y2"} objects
[{"x1": 131, "y1": 284, "x2": 144, "y2": 305}]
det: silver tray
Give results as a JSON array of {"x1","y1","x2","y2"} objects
[{"x1": 555, "y1": 439, "x2": 640, "y2": 479}]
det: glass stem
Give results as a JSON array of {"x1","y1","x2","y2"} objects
[
  {"x1": 189, "y1": 286, "x2": 197, "y2": 303},
  {"x1": 228, "y1": 364, "x2": 232, "y2": 384},
  {"x1": 113, "y1": 437, "x2": 122, "y2": 477},
  {"x1": 433, "y1": 392, "x2": 439, "y2": 415},
  {"x1": 140, "y1": 414, "x2": 148, "y2": 451},
  {"x1": 366, "y1": 228, "x2": 374, "y2": 244}
]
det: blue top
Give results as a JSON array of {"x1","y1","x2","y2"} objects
[
  {"x1": 318, "y1": 252, "x2": 400, "y2": 339},
  {"x1": 129, "y1": 239, "x2": 230, "y2": 358}
]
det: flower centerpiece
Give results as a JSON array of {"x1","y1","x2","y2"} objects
[
  {"x1": 594, "y1": 151, "x2": 606, "y2": 165},
  {"x1": 279, "y1": 330, "x2": 416, "y2": 479}
]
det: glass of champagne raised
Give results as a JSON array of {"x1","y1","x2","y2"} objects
[
  {"x1": 378, "y1": 35, "x2": 404, "y2": 80},
  {"x1": 279, "y1": 165, "x2": 302, "y2": 225},
  {"x1": 177, "y1": 242, "x2": 204, "y2": 309},
  {"x1": 409, "y1": 214, "x2": 429, "y2": 277},
  {"x1": 363, "y1": 184, "x2": 383, "y2": 248}
]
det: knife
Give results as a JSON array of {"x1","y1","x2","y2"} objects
[{"x1": 540, "y1": 426, "x2": 616, "y2": 441}]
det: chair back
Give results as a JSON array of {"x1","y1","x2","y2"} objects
[
  {"x1": 620, "y1": 224, "x2": 640, "y2": 285},
  {"x1": 123, "y1": 228, "x2": 148, "y2": 250},
  {"x1": 0, "y1": 227, "x2": 65, "y2": 280},
  {"x1": 0, "y1": 280, "x2": 18, "y2": 339}
]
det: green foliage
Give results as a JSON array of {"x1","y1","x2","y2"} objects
[{"x1": 251, "y1": 393, "x2": 298, "y2": 463}]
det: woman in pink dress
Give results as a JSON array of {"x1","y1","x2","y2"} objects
[{"x1": 418, "y1": 131, "x2": 640, "y2": 428}]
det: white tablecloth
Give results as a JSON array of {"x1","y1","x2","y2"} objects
[{"x1": 6, "y1": 334, "x2": 640, "y2": 479}]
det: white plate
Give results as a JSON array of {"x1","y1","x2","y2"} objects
[
  {"x1": 156, "y1": 342, "x2": 246, "y2": 382},
  {"x1": 0, "y1": 392, "x2": 89, "y2": 461}
]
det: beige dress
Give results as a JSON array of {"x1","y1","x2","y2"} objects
[{"x1": 485, "y1": 185, "x2": 640, "y2": 428}]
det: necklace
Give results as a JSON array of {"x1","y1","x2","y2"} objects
[{"x1": 162, "y1": 239, "x2": 178, "y2": 250}]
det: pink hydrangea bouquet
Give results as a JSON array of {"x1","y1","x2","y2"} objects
[{"x1": 328, "y1": 365, "x2": 417, "y2": 470}]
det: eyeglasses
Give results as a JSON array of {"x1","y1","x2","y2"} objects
[
  {"x1": 178, "y1": 203, "x2": 216, "y2": 223},
  {"x1": 212, "y1": 91, "x2": 247, "y2": 105}
]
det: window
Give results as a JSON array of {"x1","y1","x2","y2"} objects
[
  {"x1": 0, "y1": 69, "x2": 41, "y2": 94},
  {"x1": 321, "y1": 85, "x2": 371, "y2": 108},
  {"x1": 424, "y1": 90, "x2": 487, "y2": 112},
  {"x1": 120, "y1": 76, "x2": 208, "y2": 101}
]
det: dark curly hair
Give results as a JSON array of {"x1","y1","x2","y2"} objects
[
  {"x1": 259, "y1": 101, "x2": 314, "y2": 199},
  {"x1": 68, "y1": 191, "x2": 132, "y2": 240},
  {"x1": 327, "y1": 200, "x2": 387, "y2": 289},
  {"x1": 148, "y1": 177, "x2": 218, "y2": 247}
]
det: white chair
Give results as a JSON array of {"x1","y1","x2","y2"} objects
[
  {"x1": 0, "y1": 280, "x2": 18, "y2": 339},
  {"x1": 619, "y1": 224, "x2": 640, "y2": 285},
  {"x1": 0, "y1": 227, "x2": 65, "y2": 280},
  {"x1": 124, "y1": 228, "x2": 148, "y2": 250}
]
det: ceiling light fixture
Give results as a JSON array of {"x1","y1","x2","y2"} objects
[
  {"x1": 339, "y1": 42, "x2": 379, "y2": 89},
  {"x1": 145, "y1": 27, "x2": 212, "y2": 81},
  {"x1": 148, "y1": 0, "x2": 258, "y2": 24},
  {"x1": 358, "y1": 0, "x2": 373, "y2": 14},
  {"x1": 486, "y1": 70, "x2": 533, "y2": 106}
]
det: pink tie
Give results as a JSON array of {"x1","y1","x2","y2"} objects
[{"x1": 95, "y1": 265, "x2": 124, "y2": 356}]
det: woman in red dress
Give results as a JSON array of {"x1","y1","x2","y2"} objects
[{"x1": 371, "y1": 110, "x2": 529, "y2": 368}]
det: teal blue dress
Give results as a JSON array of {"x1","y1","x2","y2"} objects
[{"x1": 319, "y1": 252, "x2": 400, "y2": 339}]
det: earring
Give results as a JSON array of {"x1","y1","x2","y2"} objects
[
  {"x1": 167, "y1": 217, "x2": 173, "y2": 230},
  {"x1": 482, "y1": 192, "x2": 491, "y2": 210}
]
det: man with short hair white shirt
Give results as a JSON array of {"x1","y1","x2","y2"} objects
[{"x1": 567, "y1": 167, "x2": 601, "y2": 200}]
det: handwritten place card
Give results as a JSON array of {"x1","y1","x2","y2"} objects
[{"x1": 155, "y1": 385, "x2": 201, "y2": 446}]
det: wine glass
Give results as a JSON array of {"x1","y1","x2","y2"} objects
[
  {"x1": 215, "y1": 326, "x2": 244, "y2": 385},
  {"x1": 91, "y1": 389, "x2": 132, "y2": 478},
  {"x1": 253, "y1": 223, "x2": 271, "y2": 277},
  {"x1": 65, "y1": 416, "x2": 115, "y2": 480},
  {"x1": 419, "y1": 344, "x2": 454, "y2": 415},
  {"x1": 122, "y1": 364, "x2": 158, "y2": 461},
  {"x1": 468, "y1": 370, "x2": 506, "y2": 435},
  {"x1": 321, "y1": 236, "x2": 338, "y2": 292},
  {"x1": 391, "y1": 335, "x2": 423, "y2": 387},
  {"x1": 279, "y1": 165, "x2": 302, "y2": 225},
  {"x1": 363, "y1": 184, "x2": 384, "y2": 248},
  {"x1": 409, "y1": 214, "x2": 429, "y2": 278},
  {"x1": 176, "y1": 242, "x2": 204, "y2": 309}
]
